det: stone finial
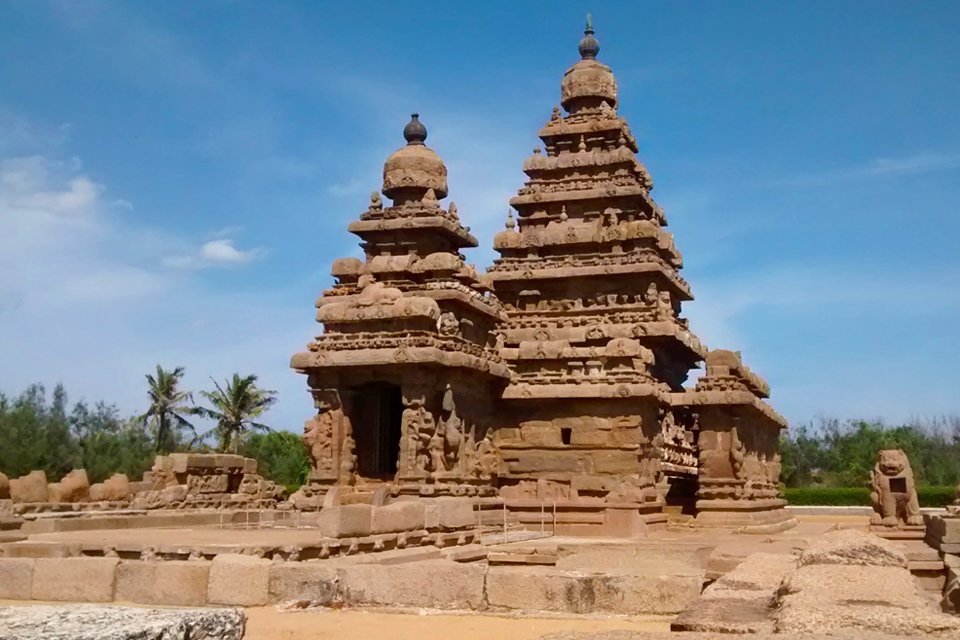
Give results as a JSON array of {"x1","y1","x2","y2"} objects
[
  {"x1": 579, "y1": 14, "x2": 600, "y2": 60},
  {"x1": 448, "y1": 201, "x2": 459, "y2": 219},
  {"x1": 403, "y1": 113, "x2": 427, "y2": 145},
  {"x1": 505, "y1": 209, "x2": 516, "y2": 230},
  {"x1": 370, "y1": 191, "x2": 383, "y2": 210},
  {"x1": 382, "y1": 113, "x2": 448, "y2": 201},
  {"x1": 560, "y1": 205, "x2": 568, "y2": 221},
  {"x1": 578, "y1": 135, "x2": 587, "y2": 152},
  {"x1": 551, "y1": 106, "x2": 562, "y2": 122}
]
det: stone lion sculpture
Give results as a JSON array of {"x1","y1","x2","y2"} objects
[{"x1": 869, "y1": 449, "x2": 923, "y2": 527}]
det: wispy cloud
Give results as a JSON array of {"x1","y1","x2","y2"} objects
[
  {"x1": 761, "y1": 152, "x2": 960, "y2": 187},
  {"x1": 163, "y1": 238, "x2": 261, "y2": 269}
]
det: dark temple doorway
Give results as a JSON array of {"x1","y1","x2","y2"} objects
[{"x1": 352, "y1": 382, "x2": 403, "y2": 480}]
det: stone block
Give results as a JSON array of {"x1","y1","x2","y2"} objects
[
  {"x1": 10, "y1": 470, "x2": 48, "y2": 503},
  {"x1": 519, "y1": 424, "x2": 561, "y2": 445},
  {"x1": 31, "y1": 557, "x2": 119, "y2": 602},
  {"x1": 0, "y1": 558, "x2": 34, "y2": 599},
  {"x1": 799, "y1": 528, "x2": 907, "y2": 567},
  {"x1": 430, "y1": 498, "x2": 475, "y2": 530},
  {"x1": 485, "y1": 566, "x2": 701, "y2": 615},
  {"x1": 3, "y1": 541, "x2": 82, "y2": 558},
  {"x1": 316, "y1": 504, "x2": 372, "y2": 538},
  {"x1": 0, "y1": 604, "x2": 246, "y2": 639},
  {"x1": 590, "y1": 450, "x2": 639, "y2": 474},
  {"x1": 207, "y1": 554, "x2": 271, "y2": 606},
  {"x1": 371, "y1": 502, "x2": 425, "y2": 534},
  {"x1": 339, "y1": 560, "x2": 484, "y2": 609},
  {"x1": 115, "y1": 560, "x2": 209, "y2": 606},
  {"x1": 88, "y1": 473, "x2": 131, "y2": 502},
  {"x1": 47, "y1": 469, "x2": 90, "y2": 503},
  {"x1": 268, "y1": 562, "x2": 340, "y2": 605}
]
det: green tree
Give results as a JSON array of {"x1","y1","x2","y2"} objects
[
  {"x1": 242, "y1": 430, "x2": 310, "y2": 492},
  {"x1": 0, "y1": 384, "x2": 79, "y2": 478},
  {"x1": 71, "y1": 401, "x2": 154, "y2": 483},
  {"x1": 138, "y1": 365, "x2": 198, "y2": 453},
  {"x1": 198, "y1": 373, "x2": 277, "y2": 453}
]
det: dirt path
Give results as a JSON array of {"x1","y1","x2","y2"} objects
[{"x1": 243, "y1": 607, "x2": 672, "y2": 640}]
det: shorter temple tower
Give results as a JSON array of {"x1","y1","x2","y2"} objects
[
  {"x1": 675, "y1": 350, "x2": 795, "y2": 532},
  {"x1": 290, "y1": 115, "x2": 510, "y2": 503}
]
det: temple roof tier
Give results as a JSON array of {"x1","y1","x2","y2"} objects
[
  {"x1": 671, "y1": 390, "x2": 787, "y2": 430},
  {"x1": 509, "y1": 185, "x2": 659, "y2": 210},
  {"x1": 501, "y1": 381, "x2": 672, "y2": 402},
  {"x1": 348, "y1": 215, "x2": 478, "y2": 249},
  {"x1": 291, "y1": 340, "x2": 512, "y2": 379},
  {"x1": 487, "y1": 259, "x2": 693, "y2": 301}
]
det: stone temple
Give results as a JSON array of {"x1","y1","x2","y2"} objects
[{"x1": 291, "y1": 18, "x2": 794, "y2": 536}]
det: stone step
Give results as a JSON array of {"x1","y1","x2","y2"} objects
[
  {"x1": 441, "y1": 544, "x2": 487, "y2": 562},
  {"x1": 487, "y1": 551, "x2": 558, "y2": 566}
]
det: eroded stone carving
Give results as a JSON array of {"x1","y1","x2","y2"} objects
[{"x1": 869, "y1": 449, "x2": 923, "y2": 527}]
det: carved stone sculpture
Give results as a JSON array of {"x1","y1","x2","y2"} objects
[{"x1": 869, "y1": 449, "x2": 923, "y2": 527}]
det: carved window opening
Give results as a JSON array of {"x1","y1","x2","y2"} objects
[
  {"x1": 561, "y1": 427, "x2": 573, "y2": 446},
  {"x1": 352, "y1": 382, "x2": 403, "y2": 480}
]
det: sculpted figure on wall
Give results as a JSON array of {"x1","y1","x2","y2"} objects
[
  {"x1": 869, "y1": 449, "x2": 923, "y2": 527},
  {"x1": 399, "y1": 388, "x2": 435, "y2": 476},
  {"x1": 303, "y1": 389, "x2": 345, "y2": 476}
]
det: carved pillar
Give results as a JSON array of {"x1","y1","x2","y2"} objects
[
  {"x1": 396, "y1": 377, "x2": 433, "y2": 482},
  {"x1": 304, "y1": 388, "x2": 348, "y2": 486}
]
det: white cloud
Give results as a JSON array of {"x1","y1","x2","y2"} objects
[
  {"x1": 163, "y1": 237, "x2": 261, "y2": 269},
  {"x1": 762, "y1": 152, "x2": 960, "y2": 187},
  {"x1": 0, "y1": 120, "x2": 310, "y2": 432}
]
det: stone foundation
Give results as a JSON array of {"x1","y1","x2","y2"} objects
[{"x1": 0, "y1": 552, "x2": 703, "y2": 615}]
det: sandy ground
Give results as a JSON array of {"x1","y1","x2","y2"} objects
[
  {"x1": 243, "y1": 607, "x2": 671, "y2": 640},
  {"x1": 0, "y1": 601, "x2": 670, "y2": 640}
]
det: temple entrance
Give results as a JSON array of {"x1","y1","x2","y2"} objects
[{"x1": 352, "y1": 382, "x2": 403, "y2": 480}]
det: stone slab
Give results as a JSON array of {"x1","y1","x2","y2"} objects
[
  {"x1": 316, "y1": 504, "x2": 373, "y2": 538},
  {"x1": 427, "y1": 498, "x2": 476, "y2": 530},
  {"x1": 207, "y1": 553, "x2": 271, "y2": 606},
  {"x1": 339, "y1": 560, "x2": 485, "y2": 610},
  {"x1": 0, "y1": 557, "x2": 34, "y2": 599},
  {"x1": 268, "y1": 562, "x2": 340, "y2": 605},
  {"x1": 0, "y1": 604, "x2": 245, "y2": 640},
  {"x1": 31, "y1": 556, "x2": 119, "y2": 603},
  {"x1": 115, "y1": 560, "x2": 209, "y2": 606},
  {"x1": 485, "y1": 566, "x2": 701, "y2": 615},
  {"x1": 370, "y1": 502, "x2": 425, "y2": 534}
]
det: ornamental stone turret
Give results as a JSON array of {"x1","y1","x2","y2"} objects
[{"x1": 291, "y1": 115, "x2": 508, "y2": 502}]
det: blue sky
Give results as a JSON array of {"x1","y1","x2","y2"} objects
[{"x1": 1, "y1": 1, "x2": 958, "y2": 432}]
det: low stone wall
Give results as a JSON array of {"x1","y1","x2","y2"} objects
[{"x1": 0, "y1": 553, "x2": 704, "y2": 615}]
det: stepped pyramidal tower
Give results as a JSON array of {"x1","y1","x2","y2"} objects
[{"x1": 292, "y1": 18, "x2": 795, "y2": 535}]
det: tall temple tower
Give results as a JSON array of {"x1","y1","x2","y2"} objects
[{"x1": 487, "y1": 18, "x2": 792, "y2": 534}]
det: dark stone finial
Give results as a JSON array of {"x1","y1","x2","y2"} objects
[
  {"x1": 579, "y1": 14, "x2": 600, "y2": 60},
  {"x1": 403, "y1": 113, "x2": 427, "y2": 145}
]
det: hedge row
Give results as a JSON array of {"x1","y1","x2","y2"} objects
[{"x1": 784, "y1": 486, "x2": 957, "y2": 507}]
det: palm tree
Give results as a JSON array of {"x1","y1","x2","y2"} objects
[
  {"x1": 198, "y1": 374, "x2": 277, "y2": 453},
  {"x1": 139, "y1": 365, "x2": 198, "y2": 453}
]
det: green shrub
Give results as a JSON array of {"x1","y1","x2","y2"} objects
[{"x1": 784, "y1": 485, "x2": 956, "y2": 507}]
